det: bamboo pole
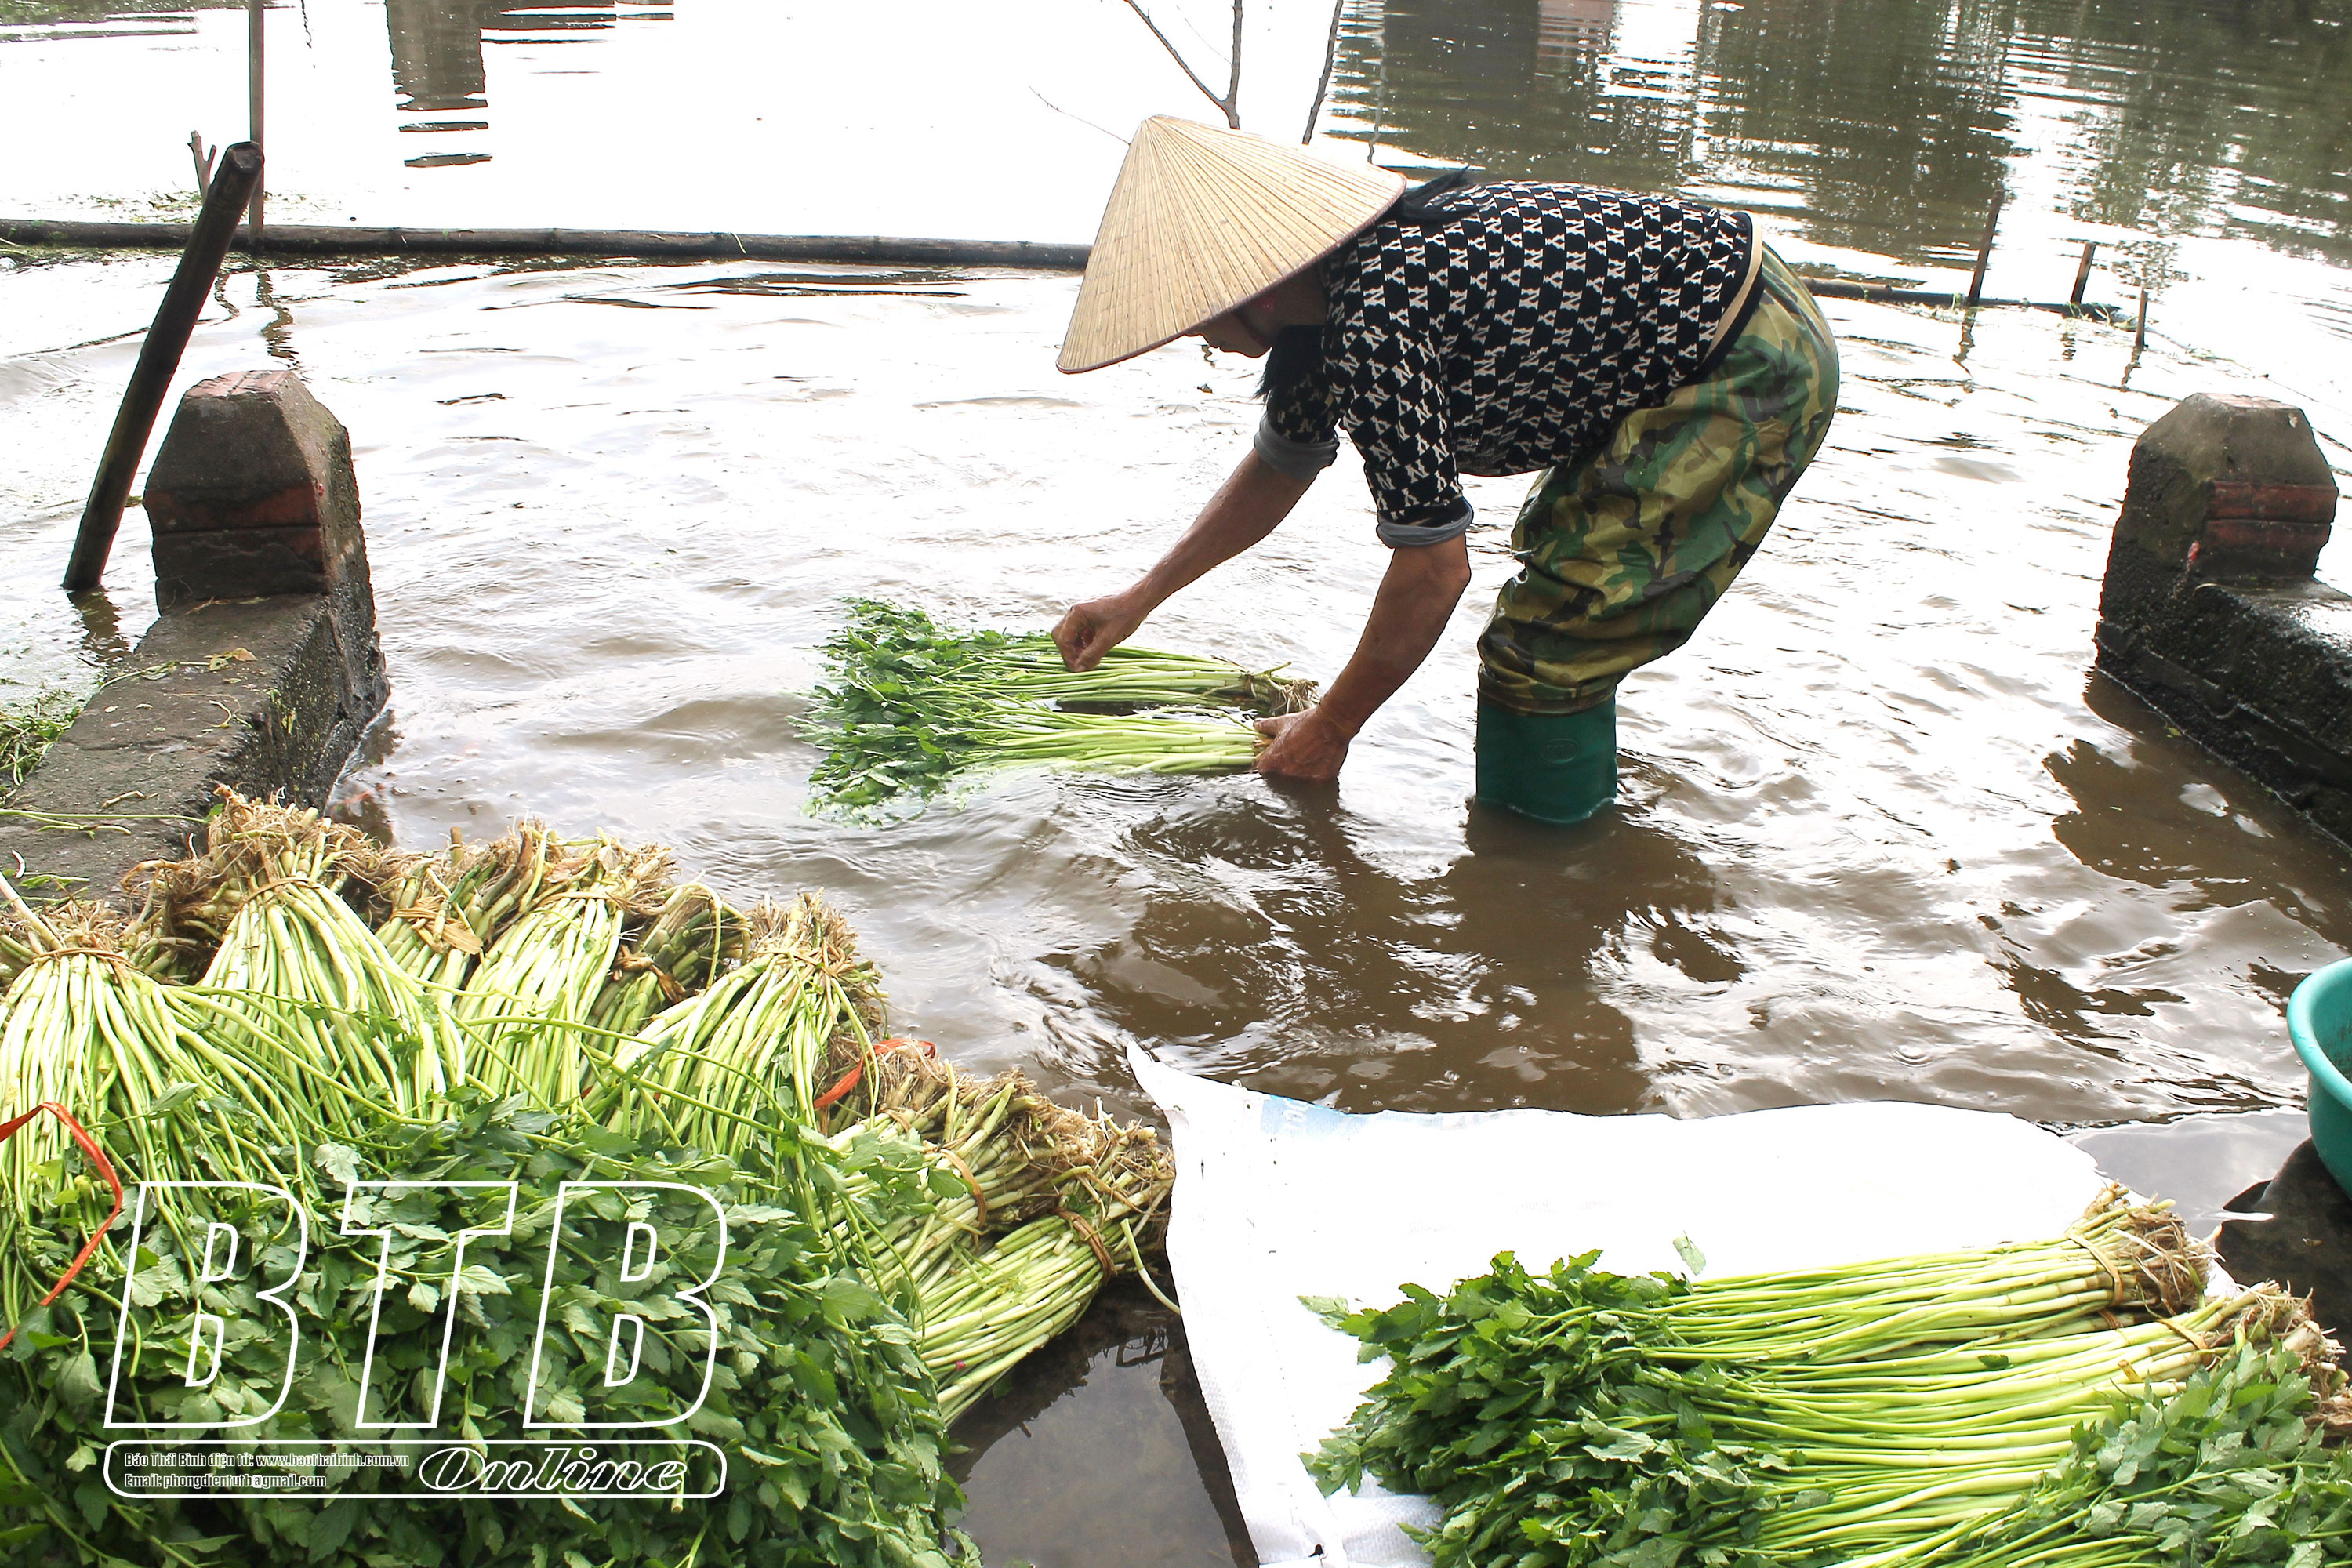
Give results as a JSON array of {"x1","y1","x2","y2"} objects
[
  {"x1": 1965, "y1": 190, "x2": 2003, "y2": 307},
  {"x1": 0, "y1": 219, "x2": 1093, "y2": 270},
  {"x1": 2070, "y1": 241, "x2": 2096, "y2": 307},
  {"x1": 0, "y1": 218, "x2": 2129, "y2": 320},
  {"x1": 247, "y1": 0, "x2": 265, "y2": 248},
  {"x1": 60, "y1": 144, "x2": 263, "y2": 594}
]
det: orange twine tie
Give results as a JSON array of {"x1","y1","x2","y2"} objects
[{"x1": 0, "y1": 1102, "x2": 125, "y2": 1355}]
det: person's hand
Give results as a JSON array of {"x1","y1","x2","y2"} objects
[
  {"x1": 1253, "y1": 706, "x2": 1353, "y2": 781},
  {"x1": 1053, "y1": 592, "x2": 1146, "y2": 672}
]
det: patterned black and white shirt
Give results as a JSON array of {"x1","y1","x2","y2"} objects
[{"x1": 1256, "y1": 181, "x2": 1755, "y2": 545}]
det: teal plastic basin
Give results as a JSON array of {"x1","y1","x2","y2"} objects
[{"x1": 2288, "y1": 957, "x2": 2352, "y2": 1199}]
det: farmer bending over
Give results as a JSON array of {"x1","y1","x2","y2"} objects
[{"x1": 1051, "y1": 116, "x2": 1839, "y2": 824}]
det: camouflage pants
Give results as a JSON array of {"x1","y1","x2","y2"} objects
[{"x1": 1477, "y1": 247, "x2": 1840, "y2": 714}]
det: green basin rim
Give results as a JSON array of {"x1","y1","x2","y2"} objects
[{"x1": 2289, "y1": 957, "x2": 2352, "y2": 1112}]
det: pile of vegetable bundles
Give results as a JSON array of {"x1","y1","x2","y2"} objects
[
  {"x1": 0, "y1": 789, "x2": 1174, "y2": 1568},
  {"x1": 1309, "y1": 1200, "x2": 2352, "y2": 1568},
  {"x1": 801, "y1": 598, "x2": 1313, "y2": 811}
]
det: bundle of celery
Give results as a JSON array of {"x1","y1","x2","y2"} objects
[
  {"x1": 1882, "y1": 1341, "x2": 2352, "y2": 1568},
  {"x1": 0, "y1": 885, "x2": 217, "y2": 1322},
  {"x1": 451, "y1": 836, "x2": 668, "y2": 1098},
  {"x1": 370, "y1": 823, "x2": 559, "y2": 989},
  {"x1": 803, "y1": 597, "x2": 1312, "y2": 811},
  {"x1": 817, "y1": 1044, "x2": 1178, "y2": 1419},
  {"x1": 1308, "y1": 1196, "x2": 2350, "y2": 1568},
  {"x1": 428, "y1": 824, "x2": 1178, "y2": 1406},
  {"x1": 2, "y1": 1083, "x2": 960, "y2": 1568},
  {"x1": 603, "y1": 899, "x2": 1178, "y2": 1420},
  {"x1": 1, "y1": 787, "x2": 1174, "y2": 1568}
]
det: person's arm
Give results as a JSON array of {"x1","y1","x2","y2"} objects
[
  {"x1": 1254, "y1": 533, "x2": 1472, "y2": 781},
  {"x1": 1053, "y1": 451, "x2": 1314, "y2": 671}
]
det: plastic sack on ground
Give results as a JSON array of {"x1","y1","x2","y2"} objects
[{"x1": 1131, "y1": 1048, "x2": 2109, "y2": 1568}]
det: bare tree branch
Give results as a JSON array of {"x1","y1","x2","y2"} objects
[
  {"x1": 1119, "y1": 0, "x2": 1243, "y2": 129},
  {"x1": 1031, "y1": 87, "x2": 1132, "y2": 147},
  {"x1": 1225, "y1": 0, "x2": 1243, "y2": 121},
  {"x1": 1301, "y1": 0, "x2": 1346, "y2": 142}
]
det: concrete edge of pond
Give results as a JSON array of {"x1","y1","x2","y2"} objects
[
  {"x1": 2, "y1": 369, "x2": 385, "y2": 905},
  {"x1": 2095, "y1": 392, "x2": 2351, "y2": 851},
  {"x1": 0, "y1": 218, "x2": 2129, "y2": 318}
]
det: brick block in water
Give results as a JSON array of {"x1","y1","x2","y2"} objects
[
  {"x1": 2096, "y1": 393, "x2": 2351, "y2": 848},
  {"x1": 144, "y1": 368, "x2": 369, "y2": 607}
]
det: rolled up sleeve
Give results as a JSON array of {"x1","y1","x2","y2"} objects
[
  {"x1": 1253, "y1": 414, "x2": 1341, "y2": 481},
  {"x1": 1374, "y1": 495, "x2": 1474, "y2": 546}
]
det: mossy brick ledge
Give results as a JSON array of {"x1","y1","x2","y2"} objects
[
  {"x1": 1, "y1": 370, "x2": 387, "y2": 903},
  {"x1": 2095, "y1": 392, "x2": 2350, "y2": 848}
]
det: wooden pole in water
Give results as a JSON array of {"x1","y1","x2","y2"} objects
[
  {"x1": 2070, "y1": 241, "x2": 2097, "y2": 307},
  {"x1": 1965, "y1": 190, "x2": 2003, "y2": 307},
  {"x1": 1301, "y1": 0, "x2": 1348, "y2": 143},
  {"x1": 61, "y1": 144, "x2": 263, "y2": 593},
  {"x1": 2133, "y1": 281, "x2": 2150, "y2": 351},
  {"x1": 188, "y1": 131, "x2": 215, "y2": 198},
  {"x1": 246, "y1": 0, "x2": 264, "y2": 249}
]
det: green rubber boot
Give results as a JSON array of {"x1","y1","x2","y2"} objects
[{"x1": 1475, "y1": 698, "x2": 1617, "y2": 824}]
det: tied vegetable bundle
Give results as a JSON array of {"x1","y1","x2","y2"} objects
[
  {"x1": 1882, "y1": 1341, "x2": 2352, "y2": 1568},
  {"x1": 0, "y1": 789, "x2": 1175, "y2": 1568},
  {"x1": 2, "y1": 1098, "x2": 953, "y2": 1568},
  {"x1": 1308, "y1": 1196, "x2": 2352, "y2": 1568},
  {"x1": 802, "y1": 597, "x2": 1313, "y2": 811},
  {"x1": 818, "y1": 1043, "x2": 1180, "y2": 1420}
]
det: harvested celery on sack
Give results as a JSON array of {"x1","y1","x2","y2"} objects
[{"x1": 1308, "y1": 1195, "x2": 2352, "y2": 1568}]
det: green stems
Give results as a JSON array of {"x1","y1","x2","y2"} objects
[
  {"x1": 452, "y1": 840, "x2": 666, "y2": 1101},
  {"x1": 1303, "y1": 1196, "x2": 2340, "y2": 1568},
  {"x1": 5, "y1": 790, "x2": 1181, "y2": 1504},
  {"x1": 803, "y1": 597, "x2": 1296, "y2": 811}
]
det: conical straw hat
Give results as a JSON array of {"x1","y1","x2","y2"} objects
[{"x1": 1058, "y1": 117, "x2": 1406, "y2": 374}]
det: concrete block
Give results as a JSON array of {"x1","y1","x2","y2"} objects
[
  {"x1": 2101, "y1": 393, "x2": 2335, "y2": 583},
  {"x1": 2096, "y1": 393, "x2": 2352, "y2": 848},
  {"x1": 2, "y1": 371, "x2": 390, "y2": 904},
  {"x1": 143, "y1": 368, "x2": 387, "y2": 723}
]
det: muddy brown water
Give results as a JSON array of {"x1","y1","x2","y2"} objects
[
  {"x1": 7, "y1": 256, "x2": 2342, "y2": 1124},
  {"x1": 5, "y1": 0, "x2": 2352, "y2": 1563}
]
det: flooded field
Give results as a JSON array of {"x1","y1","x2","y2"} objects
[
  {"x1": 5, "y1": 245, "x2": 2344, "y2": 1125},
  {"x1": 5, "y1": 0, "x2": 2351, "y2": 1562}
]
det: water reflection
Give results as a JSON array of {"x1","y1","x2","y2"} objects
[
  {"x1": 953, "y1": 1283, "x2": 1250, "y2": 1568},
  {"x1": 384, "y1": 0, "x2": 671, "y2": 165},
  {"x1": 64, "y1": 585, "x2": 134, "y2": 668},
  {"x1": 1334, "y1": 0, "x2": 2352, "y2": 267},
  {"x1": 2053, "y1": 675, "x2": 2339, "y2": 927},
  {"x1": 1965, "y1": 670, "x2": 2350, "y2": 1112},
  {"x1": 0, "y1": 0, "x2": 222, "y2": 36},
  {"x1": 1054, "y1": 793, "x2": 1741, "y2": 1114},
  {"x1": 2026, "y1": 0, "x2": 2352, "y2": 259},
  {"x1": 1537, "y1": 0, "x2": 1615, "y2": 60}
]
